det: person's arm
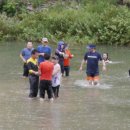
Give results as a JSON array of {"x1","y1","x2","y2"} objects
[
  {"x1": 20, "y1": 54, "x2": 26, "y2": 63},
  {"x1": 80, "y1": 53, "x2": 87, "y2": 70},
  {"x1": 99, "y1": 54, "x2": 106, "y2": 71},
  {"x1": 79, "y1": 59, "x2": 86, "y2": 71},
  {"x1": 28, "y1": 62, "x2": 39, "y2": 75},
  {"x1": 38, "y1": 63, "x2": 42, "y2": 76},
  {"x1": 38, "y1": 53, "x2": 45, "y2": 56},
  {"x1": 56, "y1": 49, "x2": 65, "y2": 56},
  {"x1": 37, "y1": 46, "x2": 44, "y2": 56},
  {"x1": 49, "y1": 47, "x2": 52, "y2": 57},
  {"x1": 69, "y1": 51, "x2": 74, "y2": 58},
  {"x1": 53, "y1": 65, "x2": 60, "y2": 76},
  {"x1": 20, "y1": 50, "x2": 26, "y2": 63}
]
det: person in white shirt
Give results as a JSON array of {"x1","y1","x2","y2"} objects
[{"x1": 51, "y1": 56, "x2": 61, "y2": 98}]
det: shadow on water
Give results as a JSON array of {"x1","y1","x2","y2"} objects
[{"x1": 0, "y1": 42, "x2": 130, "y2": 130}]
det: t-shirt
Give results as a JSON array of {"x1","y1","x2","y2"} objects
[
  {"x1": 39, "y1": 61, "x2": 54, "y2": 81},
  {"x1": 27, "y1": 57, "x2": 38, "y2": 76},
  {"x1": 21, "y1": 48, "x2": 34, "y2": 61},
  {"x1": 84, "y1": 51, "x2": 102, "y2": 74},
  {"x1": 37, "y1": 45, "x2": 52, "y2": 63},
  {"x1": 64, "y1": 49, "x2": 73, "y2": 66},
  {"x1": 52, "y1": 63, "x2": 61, "y2": 87}
]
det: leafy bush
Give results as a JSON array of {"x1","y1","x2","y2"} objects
[{"x1": 0, "y1": 0, "x2": 130, "y2": 46}]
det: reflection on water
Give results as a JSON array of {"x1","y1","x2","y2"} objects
[{"x1": 0, "y1": 42, "x2": 130, "y2": 130}]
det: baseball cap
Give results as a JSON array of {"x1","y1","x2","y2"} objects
[
  {"x1": 86, "y1": 44, "x2": 96, "y2": 49},
  {"x1": 42, "y1": 37, "x2": 48, "y2": 42}
]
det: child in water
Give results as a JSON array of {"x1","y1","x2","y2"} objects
[
  {"x1": 52, "y1": 56, "x2": 61, "y2": 98},
  {"x1": 102, "y1": 53, "x2": 112, "y2": 63},
  {"x1": 63, "y1": 44, "x2": 74, "y2": 76}
]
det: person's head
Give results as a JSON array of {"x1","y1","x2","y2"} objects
[
  {"x1": 41, "y1": 37, "x2": 48, "y2": 45},
  {"x1": 27, "y1": 41, "x2": 33, "y2": 49},
  {"x1": 103, "y1": 53, "x2": 109, "y2": 60},
  {"x1": 31, "y1": 49, "x2": 38, "y2": 59},
  {"x1": 87, "y1": 44, "x2": 96, "y2": 52},
  {"x1": 58, "y1": 41, "x2": 65, "y2": 50},
  {"x1": 51, "y1": 56, "x2": 59, "y2": 65},
  {"x1": 44, "y1": 53, "x2": 50, "y2": 60}
]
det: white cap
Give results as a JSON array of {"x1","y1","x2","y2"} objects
[{"x1": 42, "y1": 37, "x2": 48, "y2": 42}]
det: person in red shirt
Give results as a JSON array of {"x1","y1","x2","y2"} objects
[
  {"x1": 39, "y1": 54, "x2": 54, "y2": 101},
  {"x1": 63, "y1": 44, "x2": 74, "y2": 76}
]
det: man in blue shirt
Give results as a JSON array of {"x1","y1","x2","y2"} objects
[
  {"x1": 20, "y1": 42, "x2": 34, "y2": 78},
  {"x1": 37, "y1": 37, "x2": 52, "y2": 64},
  {"x1": 80, "y1": 44, "x2": 106, "y2": 86}
]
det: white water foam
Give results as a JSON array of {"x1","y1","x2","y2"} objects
[
  {"x1": 109, "y1": 61, "x2": 124, "y2": 64},
  {"x1": 74, "y1": 80, "x2": 112, "y2": 89}
]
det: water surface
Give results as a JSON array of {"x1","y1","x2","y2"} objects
[{"x1": 0, "y1": 42, "x2": 130, "y2": 130}]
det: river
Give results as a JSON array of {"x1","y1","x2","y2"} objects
[{"x1": 0, "y1": 42, "x2": 130, "y2": 130}]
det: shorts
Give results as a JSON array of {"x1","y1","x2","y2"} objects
[{"x1": 86, "y1": 73, "x2": 99, "y2": 81}]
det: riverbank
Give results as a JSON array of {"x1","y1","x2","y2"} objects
[{"x1": 0, "y1": 0, "x2": 130, "y2": 46}]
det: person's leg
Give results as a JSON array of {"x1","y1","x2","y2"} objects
[
  {"x1": 87, "y1": 76, "x2": 93, "y2": 86},
  {"x1": 129, "y1": 70, "x2": 130, "y2": 76},
  {"x1": 52, "y1": 87, "x2": 57, "y2": 98},
  {"x1": 46, "y1": 81, "x2": 53, "y2": 100},
  {"x1": 33, "y1": 76, "x2": 39, "y2": 97},
  {"x1": 66, "y1": 66, "x2": 70, "y2": 76},
  {"x1": 93, "y1": 76, "x2": 100, "y2": 86},
  {"x1": 39, "y1": 80, "x2": 45, "y2": 99},
  {"x1": 64, "y1": 66, "x2": 67, "y2": 76},
  {"x1": 29, "y1": 76, "x2": 37, "y2": 98},
  {"x1": 59, "y1": 60, "x2": 64, "y2": 76},
  {"x1": 56, "y1": 85, "x2": 60, "y2": 97},
  {"x1": 23, "y1": 63, "x2": 29, "y2": 77}
]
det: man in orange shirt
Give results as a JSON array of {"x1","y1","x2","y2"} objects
[
  {"x1": 39, "y1": 54, "x2": 54, "y2": 101},
  {"x1": 63, "y1": 44, "x2": 74, "y2": 76}
]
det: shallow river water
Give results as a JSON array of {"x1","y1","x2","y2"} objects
[{"x1": 0, "y1": 42, "x2": 130, "y2": 130}]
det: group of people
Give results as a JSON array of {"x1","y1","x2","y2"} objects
[
  {"x1": 20, "y1": 37, "x2": 112, "y2": 101},
  {"x1": 20, "y1": 38, "x2": 74, "y2": 101}
]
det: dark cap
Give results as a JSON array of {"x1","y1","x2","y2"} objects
[{"x1": 87, "y1": 44, "x2": 96, "y2": 49}]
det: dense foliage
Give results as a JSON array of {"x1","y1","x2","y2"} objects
[{"x1": 0, "y1": 0, "x2": 130, "y2": 45}]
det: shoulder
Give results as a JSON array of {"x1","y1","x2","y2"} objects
[
  {"x1": 46, "y1": 46, "x2": 51, "y2": 50},
  {"x1": 50, "y1": 62, "x2": 54, "y2": 66},
  {"x1": 31, "y1": 48, "x2": 34, "y2": 51},
  {"x1": 39, "y1": 62, "x2": 44, "y2": 67},
  {"x1": 56, "y1": 63, "x2": 60, "y2": 68},
  {"x1": 21, "y1": 48, "x2": 26, "y2": 52},
  {"x1": 37, "y1": 45, "x2": 42, "y2": 49},
  {"x1": 67, "y1": 49, "x2": 71, "y2": 54},
  {"x1": 84, "y1": 52, "x2": 88, "y2": 56},
  {"x1": 35, "y1": 59, "x2": 38, "y2": 63},
  {"x1": 54, "y1": 64, "x2": 60, "y2": 71},
  {"x1": 27, "y1": 58, "x2": 32, "y2": 63},
  {"x1": 96, "y1": 51, "x2": 101, "y2": 54},
  {"x1": 95, "y1": 52, "x2": 101, "y2": 56}
]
